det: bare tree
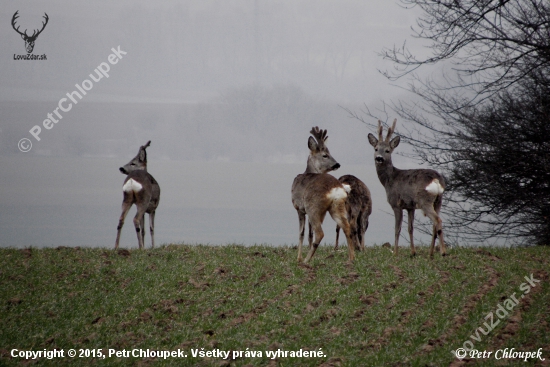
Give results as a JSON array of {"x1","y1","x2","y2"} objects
[
  {"x1": 381, "y1": 0, "x2": 550, "y2": 106},
  {"x1": 350, "y1": 0, "x2": 550, "y2": 245}
]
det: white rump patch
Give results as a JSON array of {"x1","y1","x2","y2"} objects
[
  {"x1": 425, "y1": 179, "x2": 444, "y2": 195},
  {"x1": 123, "y1": 178, "x2": 143, "y2": 193},
  {"x1": 342, "y1": 184, "x2": 352, "y2": 193},
  {"x1": 327, "y1": 186, "x2": 348, "y2": 201}
]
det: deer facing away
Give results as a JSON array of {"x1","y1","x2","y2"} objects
[
  {"x1": 115, "y1": 141, "x2": 160, "y2": 250},
  {"x1": 291, "y1": 127, "x2": 356, "y2": 263},
  {"x1": 335, "y1": 175, "x2": 372, "y2": 252},
  {"x1": 367, "y1": 119, "x2": 446, "y2": 257}
]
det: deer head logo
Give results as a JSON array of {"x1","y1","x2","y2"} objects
[{"x1": 12, "y1": 11, "x2": 49, "y2": 54}]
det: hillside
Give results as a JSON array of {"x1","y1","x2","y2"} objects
[{"x1": 1, "y1": 245, "x2": 548, "y2": 366}]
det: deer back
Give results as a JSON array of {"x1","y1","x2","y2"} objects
[
  {"x1": 292, "y1": 173, "x2": 348, "y2": 214},
  {"x1": 384, "y1": 168, "x2": 445, "y2": 210},
  {"x1": 339, "y1": 175, "x2": 372, "y2": 218}
]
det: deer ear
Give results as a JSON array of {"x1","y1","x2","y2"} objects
[
  {"x1": 390, "y1": 136, "x2": 400, "y2": 149},
  {"x1": 367, "y1": 133, "x2": 378, "y2": 147},
  {"x1": 308, "y1": 136, "x2": 319, "y2": 152},
  {"x1": 138, "y1": 148, "x2": 147, "y2": 162}
]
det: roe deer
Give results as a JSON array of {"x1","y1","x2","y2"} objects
[
  {"x1": 335, "y1": 175, "x2": 372, "y2": 252},
  {"x1": 291, "y1": 127, "x2": 355, "y2": 263},
  {"x1": 115, "y1": 141, "x2": 160, "y2": 249},
  {"x1": 367, "y1": 119, "x2": 446, "y2": 258}
]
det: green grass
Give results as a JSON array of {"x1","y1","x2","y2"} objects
[{"x1": 1, "y1": 245, "x2": 549, "y2": 366}]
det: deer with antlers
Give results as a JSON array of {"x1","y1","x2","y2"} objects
[
  {"x1": 115, "y1": 141, "x2": 160, "y2": 250},
  {"x1": 291, "y1": 127, "x2": 356, "y2": 263},
  {"x1": 368, "y1": 119, "x2": 446, "y2": 258},
  {"x1": 11, "y1": 11, "x2": 49, "y2": 54}
]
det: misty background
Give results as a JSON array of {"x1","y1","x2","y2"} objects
[{"x1": 0, "y1": 1, "x2": 439, "y2": 249}]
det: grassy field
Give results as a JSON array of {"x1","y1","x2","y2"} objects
[{"x1": 0, "y1": 244, "x2": 549, "y2": 366}]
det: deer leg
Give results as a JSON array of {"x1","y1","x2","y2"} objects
[
  {"x1": 308, "y1": 220, "x2": 313, "y2": 249},
  {"x1": 424, "y1": 207, "x2": 445, "y2": 257},
  {"x1": 337, "y1": 217, "x2": 355, "y2": 262},
  {"x1": 304, "y1": 210, "x2": 327, "y2": 264},
  {"x1": 133, "y1": 206, "x2": 147, "y2": 250},
  {"x1": 335, "y1": 225, "x2": 340, "y2": 250},
  {"x1": 355, "y1": 213, "x2": 363, "y2": 252},
  {"x1": 140, "y1": 215, "x2": 146, "y2": 248},
  {"x1": 304, "y1": 217, "x2": 325, "y2": 264},
  {"x1": 438, "y1": 226, "x2": 446, "y2": 256},
  {"x1": 432, "y1": 220, "x2": 446, "y2": 256},
  {"x1": 429, "y1": 223, "x2": 437, "y2": 258},
  {"x1": 297, "y1": 211, "x2": 306, "y2": 262},
  {"x1": 393, "y1": 208, "x2": 403, "y2": 256},
  {"x1": 149, "y1": 211, "x2": 156, "y2": 249},
  {"x1": 330, "y1": 203, "x2": 355, "y2": 262},
  {"x1": 115, "y1": 198, "x2": 133, "y2": 249},
  {"x1": 348, "y1": 213, "x2": 360, "y2": 252},
  {"x1": 407, "y1": 209, "x2": 416, "y2": 257},
  {"x1": 361, "y1": 213, "x2": 369, "y2": 251}
]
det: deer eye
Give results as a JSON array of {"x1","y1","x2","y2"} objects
[
  {"x1": 131, "y1": 163, "x2": 136, "y2": 166},
  {"x1": 322, "y1": 154, "x2": 328, "y2": 158},
  {"x1": 385, "y1": 149, "x2": 390, "y2": 153}
]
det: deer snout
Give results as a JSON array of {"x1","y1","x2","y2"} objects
[
  {"x1": 375, "y1": 156, "x2": 384, "y2": 164},
  {"x1": 332, "y1": 163, "x2": 341, "y2": 171},
  {"x1": 119, "y1": 167, "x2": 127, "y2": 174}
]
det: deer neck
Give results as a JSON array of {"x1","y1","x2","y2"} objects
[
  {"x1": 304, "y1": 156, "x2": 321, "y2": 174},
  {"x1": 375, "y1": 159, "x2": 397, "y2": 187}
]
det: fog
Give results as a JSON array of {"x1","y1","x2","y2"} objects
[{"x1": 0, "y1": 1, "x2": 439, "y2": 248}]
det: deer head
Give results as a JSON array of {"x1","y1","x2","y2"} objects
[
  {"x1": 12, "y1": 11, "x2": 49, "y2": 54},
  {"x1": 119, "y1": 141, "x2": 151, "y2": 175},
  {"x1": 367, "y1": 119, "x2": 400, "y2": 166},
  {"x1": 306, "y1": 126, "x2": 340, "y2": 173}
]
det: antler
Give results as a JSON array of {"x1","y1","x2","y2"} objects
[
  {"x1": 11, "y1": 11, "x2": 49, "y2": 40},
  {"x1": 385, "y1": 118, "x2": 397, "y2": 142},
  {"x1": 377, "y1": 120, "x2": 384, "y2": 141},
  {"x1": 310, "y1": 126, "x2": 328, "y2": 146},
  {"x1": 11, "y1": 11, "x2": 26, "y2": 37},
  {"x1": 30, "y1": 13, "x2": 49, "y2": 39}
]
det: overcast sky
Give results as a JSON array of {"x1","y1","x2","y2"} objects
[{"x1": 0, "y1": 1, "x2": 439, "y2": 248}]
